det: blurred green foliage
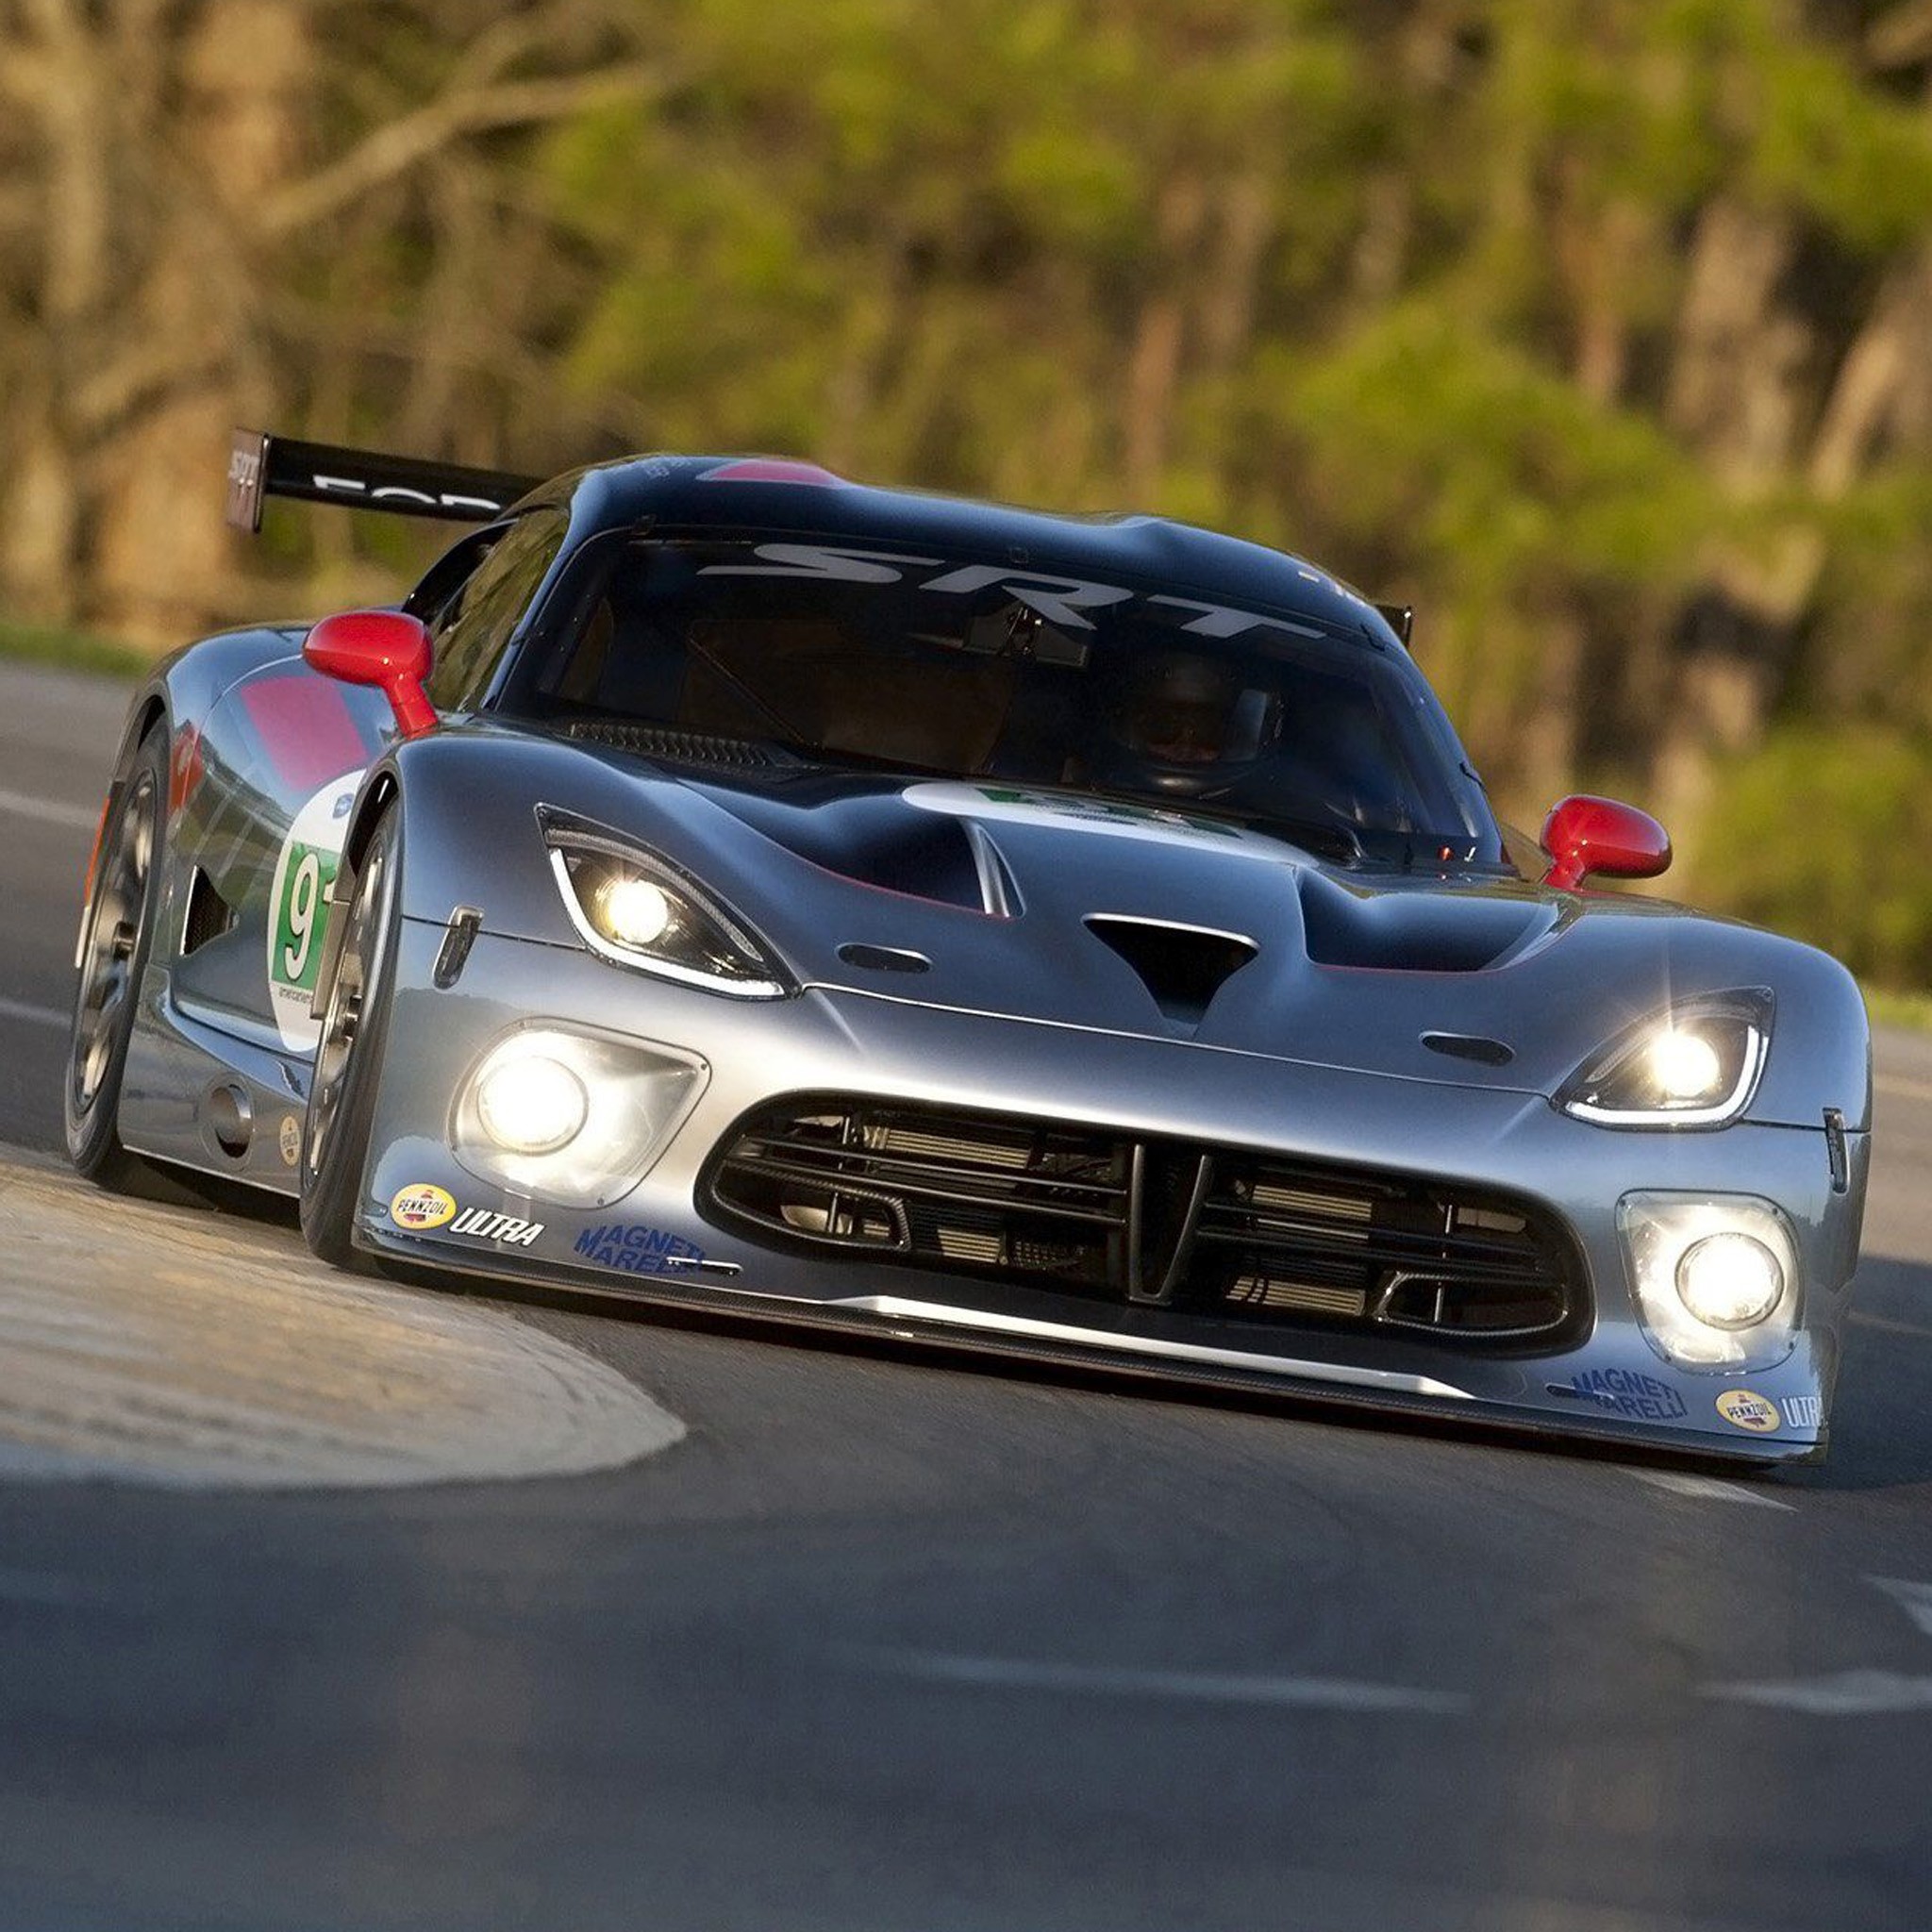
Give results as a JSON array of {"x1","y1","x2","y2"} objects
[
  {"x1": 8, "y1": 0, "x2": 1932, "y2": 987},
  {"x1": 1694, "y1": 726, "x2": 1932, "y2": 987}
]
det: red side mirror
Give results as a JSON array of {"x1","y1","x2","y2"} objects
[
  {"x1": 303, "y1": 609, "x2": 437, "y2": 739},
  {"x1": 1539, "y1": 794, "x2": 1672, "y2": 891}
]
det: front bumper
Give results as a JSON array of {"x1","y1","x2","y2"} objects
[{"x1": 356, "y1": 922, "x2": 1867, "y2": 1465}]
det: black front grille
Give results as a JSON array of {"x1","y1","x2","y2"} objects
[{"x1": 702, "y1": 1098, "x2": 1585, "y2": 1347}]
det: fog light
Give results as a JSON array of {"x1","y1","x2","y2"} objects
[
  {"x1": 1619, "y1": 1192, "x2": 1800, "y2": 1371},
  {"x1": 475, "y1": 1053, "x2": 588, "y2": 1155},
  {"x1": 1676, "y1": 1232, "x2": 1784, "y2": 1330},
  {"x1": 453, "y1": 1024, "x2": 708, "y2": 1208}
]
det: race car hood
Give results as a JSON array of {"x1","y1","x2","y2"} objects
[
  {"x1": 395, "y1": 730, "x2": 1870, "y2": 1129},
  {"x1": 611, "y1": 760, "x2": 1865, "y2": 1127}
]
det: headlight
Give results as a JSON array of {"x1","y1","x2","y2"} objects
[
  {"x1": 1619, "y1": 1192, "x2": 1800, "y2": 1370},
  {"x1": 1558, "y1": 991, "x2": 1771, "y2": 1127},
  {"x1": 541, "y1": 809, "x2": 791, "y2": 999}
]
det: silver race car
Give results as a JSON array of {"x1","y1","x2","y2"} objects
[{"x1": 65, "y1": 431, "x2": 1871, "y2": 1464}]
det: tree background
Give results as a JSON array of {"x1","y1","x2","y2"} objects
[{"x1": 5, "y1": 0, "x2": 1932, "y2": 981}]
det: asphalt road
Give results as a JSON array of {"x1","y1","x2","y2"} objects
[{"x1": 4, "y1": 658, "x2": 1932, "y2": 1931}]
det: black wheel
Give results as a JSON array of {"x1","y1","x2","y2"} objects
[
  {"x1": 65, "y1": 727, "x2": 171, "y2": 1191},
  {"x1": 299, "y1": 803, "x2": 400, "y2": 1269}
]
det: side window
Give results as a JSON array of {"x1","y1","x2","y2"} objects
[
  {"x1": 404, "y1": 528, "x2": 501, "y2": 626},
  {"x1": 425, "y1": 508, "x2": 570, "y2": 711}
]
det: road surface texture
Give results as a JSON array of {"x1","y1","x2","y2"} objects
[{"x1": 3, "y1": 658, "x2": 1931, "y2": 1931}]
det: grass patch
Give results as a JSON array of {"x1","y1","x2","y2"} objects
[{"x1": 0, "y1": 620, "x2": 148, "y2": 680}]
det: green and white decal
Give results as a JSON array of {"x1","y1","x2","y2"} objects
[{"x1": 266, "y1": 770, "x2": 365, "y2": 1050}]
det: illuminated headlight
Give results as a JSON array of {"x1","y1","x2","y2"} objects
[
  {"x1": 453, "y1": 1024, "x2": 708, "y2": 1208},
  {"x1": 540, "y1": 808, "x2": 791, "y2": 1000},
  {"x1": 1620, "y1": 1192, "x2": 1799, "y2": 1370},
  {"x1": 1559, "y1": 991, "x2": 1772, "y2": 1127},
  {"x1": 596, "y1": 876, "x2": 675, "y2": 949},
  {"x1": 475, "y1": 1050, "x2": 588, "y2": 1156},
  {"x1": 1676, "y1": 1232, "x2": 1784, "y2": 1330}
]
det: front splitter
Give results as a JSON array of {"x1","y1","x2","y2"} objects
[{"x1": 359, "y1": 1223, "x2": 1824, "y2": 1470}]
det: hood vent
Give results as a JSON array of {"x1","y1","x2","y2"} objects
[
  {"x1": 1296, "y1": 872, "x2": 1554, "y2": 974},
  {"x1": 563, "y1": 721, "x2": 805, "y2": 771},
  {"x1": 1421, "y1": 1030, "x2": 1513, "y2": 1067},
  {"x1": 1086, "y1": 916, "x2": 1257, "y2": 1027},
  {"x1": 685, "y1": 780, "x2": 1016, "y2": 915}
]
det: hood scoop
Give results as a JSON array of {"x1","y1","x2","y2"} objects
[
  {"x1": 1086, "y1": 916, "x2": 1257, "y2": 1028},
  {"x1": 1296, "y1": 872, "x2": 1555, "y2": 974},
  {"x1": 676, "y1": 778, "x2": 1017, "y2": 914}
]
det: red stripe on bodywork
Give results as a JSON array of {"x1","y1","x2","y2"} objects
[{"x1": 240, "y1": 674, "x2": 372, "y2": 793}]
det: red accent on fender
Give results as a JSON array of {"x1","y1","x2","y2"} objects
[
  {"x1": 1539, "y1": 794, "x2": 1672, "y2": 891},
  {"x1": 81, "y1": 796, "x2": 108, "y2": 905},
  {"x1": 167, "y1": 724, "x2": 204, "y2": 816},
  {"x1": 302, "y1": 608, "x2": 438, "y2": 741},
  {"x1": 700, "y1": 458, "x2": 849, "y2": 488}
]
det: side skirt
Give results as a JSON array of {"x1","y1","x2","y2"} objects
[{"x1": 117, "y1": 986, "x2": 312, "y2": 1197}]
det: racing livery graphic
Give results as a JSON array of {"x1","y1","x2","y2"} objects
[{"x1": 63, "y1": 428, "x2": 1872, "y2": 1465}]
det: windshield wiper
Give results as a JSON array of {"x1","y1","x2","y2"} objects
[{"x1": 687, "y1": 633, "x2": 817, "y2": 747}]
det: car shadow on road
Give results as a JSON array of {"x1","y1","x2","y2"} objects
[{"x1": 454, "y1": 1257, "x2": 1908, "y2": 1494}]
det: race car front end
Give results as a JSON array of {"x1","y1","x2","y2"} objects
[{"x1": 348, "y1": 859, "x2": 1867, "y2": 1468}]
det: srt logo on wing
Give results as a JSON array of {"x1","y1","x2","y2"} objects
[{"x1": 310, "y1": 473, "x2": 506, "y2": 517}]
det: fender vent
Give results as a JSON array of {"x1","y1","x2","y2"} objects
[
  {"x1": 181, "y1": 868, "x2": 236, "y2": 956},
  {"x1": 1085, "y1": 917, "x2": 1257, "y2": 1027}
]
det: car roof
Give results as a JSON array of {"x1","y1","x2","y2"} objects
[{"x1": 537, "y1": 455, "x2": 1401, "y2": 647}]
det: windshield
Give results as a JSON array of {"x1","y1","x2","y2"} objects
[{"x1": 508, "y1": 535, "x2": 1503, "y2": 867}]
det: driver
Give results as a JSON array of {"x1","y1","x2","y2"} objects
[{"x1": 1092, "y1": 650, "x2": 1280, "y2": 797}]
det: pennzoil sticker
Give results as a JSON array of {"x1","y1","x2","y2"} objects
[
  {"x1": 1716, "y1": 1389, "x2": 1782, "y2": 1433},
  {"x1": 390, "y1": 1184, "x2": 457, "y2": 1230},
  {"x1": 265, "y1": 769, "x2": 366, "y2": 1049}
]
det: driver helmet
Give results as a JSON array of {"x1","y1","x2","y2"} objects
[{"x1": 1094, "y1": 650, "x2": 1279, "y2": 797}]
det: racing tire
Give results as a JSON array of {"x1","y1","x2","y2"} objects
[
  {"x1": 64, "y1": 725, "x2": 185, "y2": 1197},
  {"x1": 298, "y1": 801, "x2": 401, "y2": 1271}
]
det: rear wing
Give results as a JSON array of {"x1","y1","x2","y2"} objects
[{"x1": 225, "y1": 427, "x2": 541, "y2": 533}]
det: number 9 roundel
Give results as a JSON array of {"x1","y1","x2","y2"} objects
[{"x1": 266, "y1": 770, "x2": 366, "y2": 1050}]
